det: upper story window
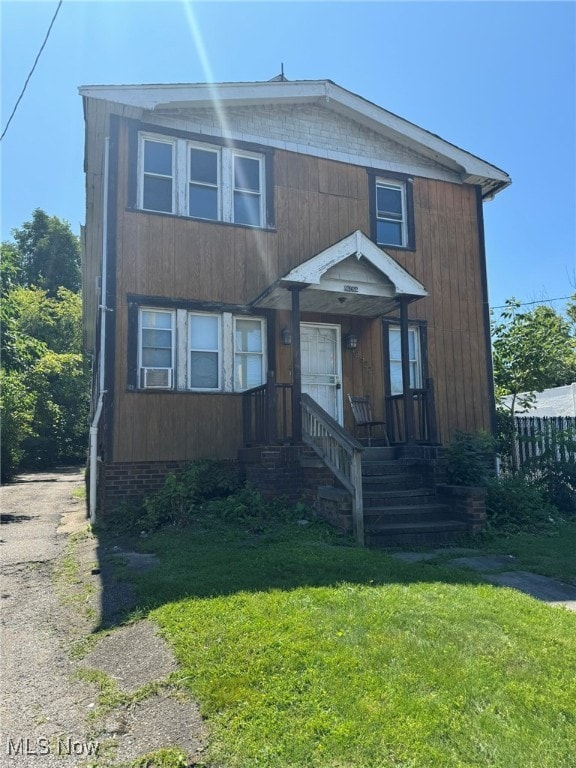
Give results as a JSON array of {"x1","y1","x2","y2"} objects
[
  {"x1": 376, "y1": 181, "x2": 406, "y2": 247},
  {"x1": 139, "y1": 132, "x2": 265, "y2": 228},
  {"x1": 369, "y1": 171, "x2": 415, "y2": 250},
  {"x1": 142, "y1": 139, "x2": 174, "y2": 214}
]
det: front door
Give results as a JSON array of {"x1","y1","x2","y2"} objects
[{"x1": 301, "y1": 323, "x2": 343, "y2": 424}]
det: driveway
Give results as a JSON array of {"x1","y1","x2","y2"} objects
[{"x1": 0, "y1": 468, "x2": 206, "y2": 767}]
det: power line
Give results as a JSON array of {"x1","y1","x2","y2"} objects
[
  {"x1": 0, "y1": 0, "x2": 63, "y2": 143},
  {"x1": 491, "y1": 295, "x2": 574, "y2": 310}
]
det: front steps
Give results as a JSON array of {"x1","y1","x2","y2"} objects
[{"x1": 360, "y1": 446, "x2": 467, "y2": 546}]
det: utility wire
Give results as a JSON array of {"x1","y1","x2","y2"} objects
[
  {"x1": 0, "y1": 0, "x2": 63, "y2": 143},
  {"x1": 491, "y1": 295, "x2": 573, "y2": 310}
]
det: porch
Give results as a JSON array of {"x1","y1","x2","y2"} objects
[{"x1": 240, "y1": 378, "x2": 484, "y2": 547}]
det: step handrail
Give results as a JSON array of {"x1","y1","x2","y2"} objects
[{"x1": 301, "y1": 394, "x2": 365, "y2": 545}]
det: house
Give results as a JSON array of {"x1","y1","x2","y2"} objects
[{"x1": 80, "y1": 78, "x2": 510, "y2": 543}]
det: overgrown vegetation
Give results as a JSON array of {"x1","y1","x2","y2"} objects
[
  {"x1": 1, "y1": 210, "x2": 88, "y2": 481},
  {"x1": 108, "y1": 460, "x2": 304, "y2": 533},
  {"x1": 446, "y1": 426, "x2": 575, "y2": 532},
  {"x1": 445, "y1": 429, "x2": 496, "y2": 486}
]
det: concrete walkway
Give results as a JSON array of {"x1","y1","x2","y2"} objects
[{"x1": 391, "y1": 549, "x2": 576, "y2": 611}]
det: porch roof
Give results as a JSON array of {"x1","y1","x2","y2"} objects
[{"x1": 251, "y1": 230, "x2": 427, "y2": 317}]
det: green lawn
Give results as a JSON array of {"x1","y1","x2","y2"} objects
[
  {"x1": 118, "y1": 518, "x2": 576, "y2": 768},
  {"x1": 475, "y1": 520, "x2": 576, "y2": 584}
]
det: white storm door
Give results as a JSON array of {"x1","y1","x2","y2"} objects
[{"x1": 301, "y1": 323, "x2": 343, "y2": 424}]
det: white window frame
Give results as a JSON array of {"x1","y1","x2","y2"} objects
[
  {"x1": 138, "y1": 308, "x2": 175, "y2": 390},
  {"x1": 187, "y1": 142, "x2": 221, "y2": 221},
  {"x1": 138, "y1": 132, "x2": 266, "y2": 228},
  {"x1": 375, "y1": 179, "x2": 407, "y2": 247},
  {"x1": 230, "y1": 150, "x2": 264, "y2": 228},
  {"x1": 389, "y1": 325, "x2": 421, "y2": 395},
  {"x1": 138, "y1": 135, "x2": 176, "y2": 214},
  {"x1": 233, "y1": 316, "x2": 266, "y2": 392},
  {"x1": 188, "y1": 311, "x2": 222, "y2": 391}
]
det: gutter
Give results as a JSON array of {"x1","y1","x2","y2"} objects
[{"x1": 89, "y1": 136, "x2": 110, "y2": 525}]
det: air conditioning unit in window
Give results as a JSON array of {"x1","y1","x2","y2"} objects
[{"x1": 140, "y1": 367, "x2": 173, "y2": 389}]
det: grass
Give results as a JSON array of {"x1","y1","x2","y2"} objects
[
  {"x1": 475, "y1": 520, "x2": 576, "y2": 584},
  {"x1": 111, "y1": 516, "x2": 576, "y2": 768}
]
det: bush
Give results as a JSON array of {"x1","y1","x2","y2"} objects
[
  {"x1": 0, "y1": 368, "x2": 36, "y2": 482},
  {"x1": 485, "y1": 473, "x2": 559, "y2": 533},
  {"x1": 446, "y1": 430, "x2": 496, "y2": 486}
]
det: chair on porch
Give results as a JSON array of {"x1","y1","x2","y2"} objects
[{"x1": 347, "y1": 395, "x2": 389, "y2": 446}]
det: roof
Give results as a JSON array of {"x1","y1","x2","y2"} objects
[
  {"x1": 79, "y1": 78, "x2": 511, "y2": 200},
  {"x1": 252, "y1": 230, "x2": 427, "y2": 317},
  {"x1": 502, "y1": 383, "x2": 576, "y2": 418}
]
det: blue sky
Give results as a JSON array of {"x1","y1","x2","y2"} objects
[{"x1": 1, "y1": 1, "x2": 574, "y2": 313}]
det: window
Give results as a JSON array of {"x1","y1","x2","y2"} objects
[
  {"x1": 189, "y1": 146, "x2": 219, "y2": 220},
  {"x1": 138, "y1": 309, "x2": 175, "y2": 389},
  {"x1": 141, "y1": 138, "x2": 174, "y2": 213},
  {"x1": 139, "y1": 133, "x2": 266, "y2": 228},
  {"x1": 376, "y1": 180, "x2": 406, "y2": 247},
  {"x1": 233, "y1": 154, "x2": 263, "y2": 227},
  {"x1": 389, "y1": 325, "x2": 421, "y2": 395},
  {"x1": 189, "y1": 313, "x2": 221, "y2": 390},
  {"x1": 234, "y1": 318, "x2": 264, "y2": 390},
  {"x1": 135, "y1": 306, "x2": 265, "y2": 392}
]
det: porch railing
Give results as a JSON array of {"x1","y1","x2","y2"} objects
[
  {"x1": 242, "y1": 374, "x2": 293, "y2": 446},
  {"x1": 385, "y1": 377, "x2": 439, "y2": 445},
  {"x1": 301, "y1": 393, "x2": 365, "y2": 545}
]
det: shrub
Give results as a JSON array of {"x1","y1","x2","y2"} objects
[
  {"x1": 485, "y1": 473, "x2": 559, "y2": 533},
  {"x1": 0, "y1": 368, "x2": 36, "y2": 482},
  {"x1": 446, "y1": 430, "x2": 496, "y2": 486}
]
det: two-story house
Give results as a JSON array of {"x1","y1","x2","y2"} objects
[{"x1": 80, "y1": 78, "x2": 510, "y2": 543}]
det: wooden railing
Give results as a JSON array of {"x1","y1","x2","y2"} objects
[
  {"x1": 301, "y1": 394, "x2": 365, "y2": 545},
  {"x1": 242, "y1": 375, "x2": 293, "y2": 446},
  {"x1": 385, "y1": 377, "x2": 439, "y2": 445}
]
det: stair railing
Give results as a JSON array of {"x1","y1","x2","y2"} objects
[{"x1": 301, "y1": 394, "x2": 365, "y2": 545}]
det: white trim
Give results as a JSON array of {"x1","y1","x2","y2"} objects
[
  {"x1": 375, "y1": 178, "x2": 407, "y2": 248},
  {"x1": 138, "y1": 308, "x2": 175, "y2": 389},
  {"x1": 138, "y1": 131, "x2": 266, "y2": 227},
  {"x1": 222, "y1": 312, "x2": 234, "y2": 391},
  {"x1": 188, "y1": 142, "x2": 221, "y2": 221},
  {"x1": 80, "y1": 80, "x2": 511, "y2": 193},
  {"x1": 282, "y1": 230, "x2": 427, "y2": 298},
  {"x1": 138, "y1": 134, "x2": 176, "y2": 214},
  {"x1": 233, "y1": 316, "x2": 266, "y2": 391},
  {"x1": 301, "y1": 322, "x2": 343, "y2": 425},
  {"x1": 188, "y1": 311, "x2": 222, "y2": 391}
]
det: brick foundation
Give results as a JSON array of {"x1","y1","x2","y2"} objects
[
  {"x1": 436, "y1": 484, "x2": 487, "y2": 534},
  {"x1": 238, "y1": 445, "x2": 337, "y2": 506},
  {"x1": 99, "y1": 460, "x2": 192, "y2": 518}
]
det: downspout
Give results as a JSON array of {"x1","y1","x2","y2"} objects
[{"x1": 89, "y1": 136, "x2": 110, "y2": 525}]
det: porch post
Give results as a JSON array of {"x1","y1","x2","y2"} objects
[
  {"x1": 400, "y1": 297, "x2": 415, "y2": 444},
  {"x1": 290, "y1": 286, "x2": 303, "y2": 443}
]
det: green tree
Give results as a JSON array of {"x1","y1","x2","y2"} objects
[
  {"x1": 11, "y1": 208, "x2": 81, "y2": 295},
  {"x1": 492, "y1": 297, "x2": 576, "y2": 416},
  {"x1": 1, "y1": 212, "x2": 88, "y2": 480}
]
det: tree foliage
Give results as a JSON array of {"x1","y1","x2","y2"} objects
[
  {"x1": 1, "y1": 211, "x2": 88, "y2": 482},
  {"x1": 10, "y1": 208, "x2": 81, "y2": 295},
  {"x1": 492, "y1": 297, "x2": 576, "y2": 415}
]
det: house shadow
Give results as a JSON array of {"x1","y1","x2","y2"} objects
[{"x1": 92, "y1": 519, "x2": 483, "y2": 633}]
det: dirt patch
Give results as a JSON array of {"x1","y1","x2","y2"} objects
[{"x1": 0, "y1": 468, "x2": 208, "y2": 767}]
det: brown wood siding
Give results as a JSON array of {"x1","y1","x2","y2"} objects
[{"x1": 109, "y1": 119, "x2": 491, "y2": 461}]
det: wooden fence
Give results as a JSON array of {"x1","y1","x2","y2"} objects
[{"x1": 506, "y1": 416, "x2": 576, "y2": 472}]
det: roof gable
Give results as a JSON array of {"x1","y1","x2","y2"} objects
[
  {"x1": 252, "y1": 230, "x2": 427, "y2": 317},
  {"x1": 79, "y1": 79, "x2": 511, "y2": 199}
]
